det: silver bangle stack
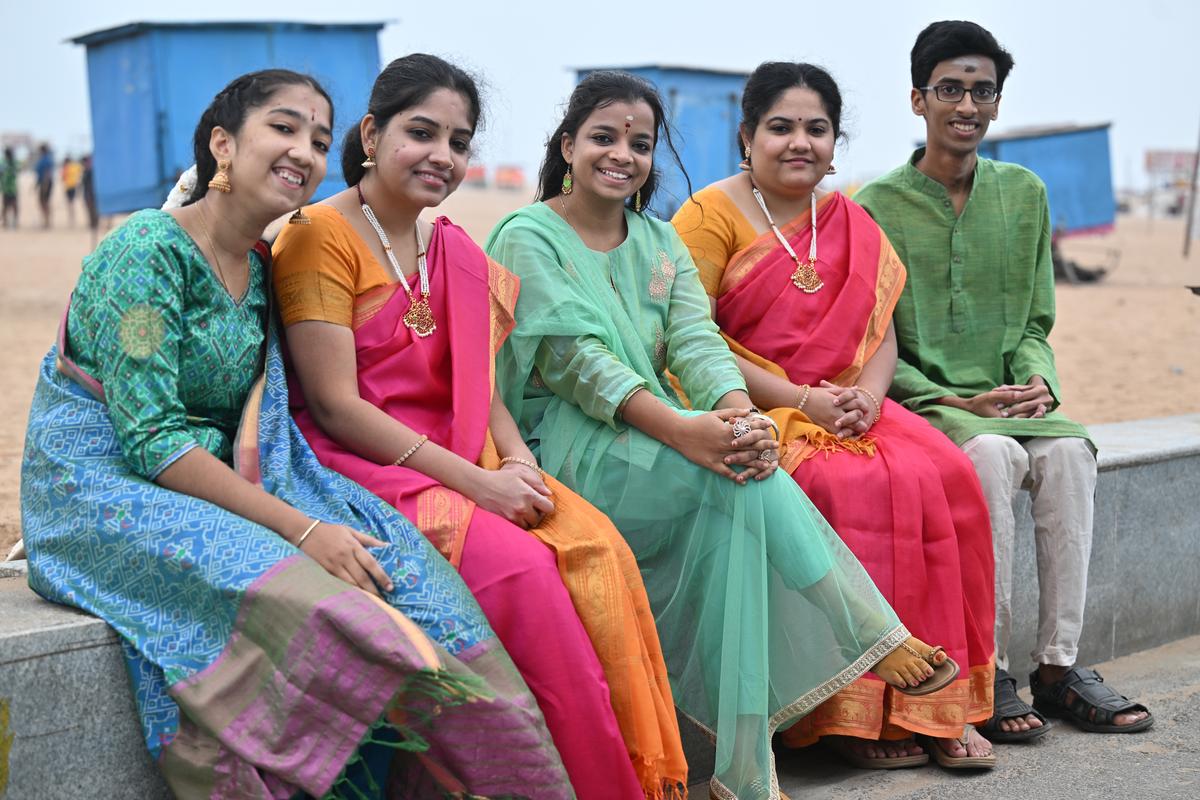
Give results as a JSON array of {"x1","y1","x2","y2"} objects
[{"x1": 394, "y1": 434, "x2": 429, "y2": 466}]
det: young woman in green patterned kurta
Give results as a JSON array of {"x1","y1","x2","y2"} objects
[{"x1": 20, "y1": 70, "x2": 572, "y2": 798}]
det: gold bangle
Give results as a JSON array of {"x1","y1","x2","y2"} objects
[
  {"x1": 393, "y1": 434, "x2": 429, "y2": 466},
  {"x1": 296, "y1": 519, "x2": 321, "y2": 548},
  {"x1": 796, "y1": 384, "x2": 812, "y2": 411},
  {"x1": 500, "y1": 456, "x2": 542, "y2": 473},
  {"x1": 855, "y1": 386, "x2": 882, "y2": 423}
]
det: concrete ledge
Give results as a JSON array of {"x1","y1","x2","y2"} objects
[{"x1": 2, "y1": 415, "x2": 1197, "y2": 795}]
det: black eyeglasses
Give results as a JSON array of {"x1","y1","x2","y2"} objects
[{"x1": 920, "y1": 84, "x2": 1000, "y2": 104}]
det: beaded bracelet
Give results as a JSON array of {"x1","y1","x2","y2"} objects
[
  {"x1": 500, "y1": 456, "x2": 542, "y2": 473},
  {"x1": 796, "y1": 383, "x2": 812, "y2": 411},
  {"x1": 855, "y1": 386, "x2": 882, "y2": 424},
  {"x1": 296, "y1": 519, "x2": 321, "y2": 548},
  {"x1": 394, "y1": 434, "x2": 429, "y2": 466}
]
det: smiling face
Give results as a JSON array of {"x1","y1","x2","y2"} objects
[
  {"x1": 561, "y1": 99, "x2": 655, "y2": 206},
  {"x1": 214, "y1": 83, "x2": 332, "y2": 216},
  {"x1": 743, "y1": 86, "x2": 836, "y2": 199},
  {"x1": 912, "y1": 54, "x2": 1000, "y2": 157},
  {"x1": 364, "y1": 88, "x2": 473, "y2": 210}
]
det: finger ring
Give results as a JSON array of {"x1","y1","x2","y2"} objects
[
  {"x1": 759, "y1": 449, "x2": 777, "y2": 463},
  {"x1": 731, "y1": 418, "x2": 752, "y2": 439}
]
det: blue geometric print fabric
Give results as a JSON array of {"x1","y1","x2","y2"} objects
[{"x1": 21, "y1": 324, "x2": 494, "y2": 758}]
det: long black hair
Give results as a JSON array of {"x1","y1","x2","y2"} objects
[
  {"x1": 341, "y1": 53, "x2": 482, "y2": 187},
  {"x1": 536, "y1": 70, "x2": 690, "y2": 213},
  {"x1": 739, "y1": 62, "x2": 846, "y2": 153},
  {"x1": 187, "y1": 69, "x2": 333, "y2": 205}
]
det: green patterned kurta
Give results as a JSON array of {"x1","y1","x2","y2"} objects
[
  {"x1": 855, "y1": 150, "x2": 1092, "y2": 447},
  {"x1": 66, "y1": 209, "x2": 267, "y2": 478}
]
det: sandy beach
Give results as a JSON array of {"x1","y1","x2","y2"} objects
[{"x1": 1, "y1": 180, "x2": 1197, "y2": 555}]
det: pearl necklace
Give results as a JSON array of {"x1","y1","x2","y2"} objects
[
  {"x1": 750, "y1": 182, "x2": 823, "y2": 293},
  {"x1": 357, "y1": 184, "x2": 436, "y2": 337}
]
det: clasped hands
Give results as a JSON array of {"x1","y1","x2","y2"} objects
[
  {"x1": 804, "y1": 381, "x2": 878, "y2": 438},
  {"x1": 955, "y1": 376, "x2": 1053, "y2": 419},
  {"x1": 675, "y1": 408, "x2": 781, "y2": 484}
]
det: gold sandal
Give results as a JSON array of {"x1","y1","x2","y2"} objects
[{"x1": 892, "y1": 642, "x2": 959, "y2": 697}]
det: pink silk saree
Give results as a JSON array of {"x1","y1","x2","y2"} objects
[{"x1": 715, "y1": 192, "x2": 996, "y2": 742}]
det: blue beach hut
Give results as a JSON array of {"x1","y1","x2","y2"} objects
[
  {"x1": 70, "y1": 21, "x2": 384, "y2": 214},
  {"x1": 575, "y1": 65, "x2": 748, "y2": 219},
  {"x1": 978, "y1": 122, "x2": 1116, "y2": 235}
]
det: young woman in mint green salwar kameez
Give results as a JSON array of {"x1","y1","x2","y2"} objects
[{"x1": 485, "y1": 71, "x2": 954, "y2": 800}]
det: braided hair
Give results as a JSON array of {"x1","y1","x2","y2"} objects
[{"x1": 186, "y1": 69, "x2": 333, "y2": 205}]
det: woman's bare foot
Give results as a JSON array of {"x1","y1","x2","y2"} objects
[
  {"x1": 838, "y1": 736, "x2": 925, "y2": 761},
  {"x1": 874, "y1": 636, "x2": 945, "y2": 689},
  {"x1": 935, "y1": 726, "x2": 993, "y2": 759}
]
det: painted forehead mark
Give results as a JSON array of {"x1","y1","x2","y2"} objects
[{"x1": 625, "y1": 114, "x2": 634, "y2": 130}]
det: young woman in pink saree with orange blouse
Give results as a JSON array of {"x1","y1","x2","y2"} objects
[{"x1": 271, "y1": 55, "x2": 687, "y2": 800}]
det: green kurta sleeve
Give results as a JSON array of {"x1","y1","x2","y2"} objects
[
  {"x1": 890, "y1": 355, "x2": 958, "y2": 410},
  {"x1": 534, "y1": 335, "x2": 649, "y2": 429},
  {"x1": 70, "y1": 221, "x2": 199, "y2": 478},
  {"x1": 662, "y1": 231, "x2": 746, "y2": 410},
  {"x1": 1007, "y1": 185, "x2": 1063, "y2": 405}
]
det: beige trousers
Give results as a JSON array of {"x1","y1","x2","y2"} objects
[{"x1": 961, "y1": 434, "x2": 1097, "y2": 670}]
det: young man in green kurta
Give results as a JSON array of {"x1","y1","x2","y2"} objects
[{"x1": 856, "y1": 20, "x2": 1152, "y2": 739}]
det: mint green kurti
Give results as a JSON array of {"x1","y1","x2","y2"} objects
[
  {"x1": 66, "y1": 209, "x2": 267, "y2": 478},
  {"x1": 855, "y1": 151, "x2": 1091, "y2": 447},
  {"x1": 487, "y1": 203, "x2": 908, "y2": 800}
]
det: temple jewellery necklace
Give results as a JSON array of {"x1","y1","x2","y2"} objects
[
  {"x1": 357, "y1": 184, "x2": 436, "y2": 337},
  {"x1": 749, "y1": 181, "x2": 824, "y2": 293}
]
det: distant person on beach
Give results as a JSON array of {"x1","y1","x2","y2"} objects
[
  {"x1": 856, "y1": 19, "x2": 1153, "y2": 740},
  {"x1": 80, "y1": 153, "x2": 100, "y2": 242},
  {"x1": 62, "y1": 155, "x2": 82, "y2": 226},
  {"x1": 1, "y1": 147, "x2": 17, "y2": 228},
  {"x1": 34, "y1": 143, "x2": 54, "y2": 228}
]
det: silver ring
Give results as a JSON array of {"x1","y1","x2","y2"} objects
[
  {"x1": 759, "y1": 449, "x2": 778, "y2": 463},
  {"x1": 731, "y1": 418, "x2": 753, "y2": 439}
]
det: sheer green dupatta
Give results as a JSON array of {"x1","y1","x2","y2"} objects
[{"x1": 487, "y1": 204, "x2": 908, "y2": 800}]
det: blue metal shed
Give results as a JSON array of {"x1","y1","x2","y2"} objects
[
  {"x1": 70, "y1": 21, "x2": 384, "y2": 214},
  {"x1": 575, "y1": 65, "x2": 748, "y2": 218},
  {"x1": 978, "y1": 123, "x2": 1116, "y2": 235}
]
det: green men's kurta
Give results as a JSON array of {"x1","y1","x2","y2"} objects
[{"x1": 855, "y1": 150, "x2": 1092, "y2": 447}]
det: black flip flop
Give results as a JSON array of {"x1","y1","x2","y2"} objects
[
  {"x1": 979, "y1": 668, "x2": 1051, "y2": 743},
  {"x1": 1029, "y1": 666, "x2": 1154, "y2": 734}
]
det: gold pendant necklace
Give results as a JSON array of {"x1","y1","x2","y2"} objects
[
  {"x1": 358, "y1": 184, "x2": 436, "y2": 337},
  {"x1": 750, "y1": 183, "x2": 823, "y2": 294}
]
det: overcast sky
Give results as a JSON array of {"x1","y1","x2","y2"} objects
[{"x1": 4, "y1": 0, "x2": 1197, "y2": 189}]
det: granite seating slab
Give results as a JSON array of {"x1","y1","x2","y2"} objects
[{"x1": 2, "y1": 414, "x2": 1197, "y2": 797}]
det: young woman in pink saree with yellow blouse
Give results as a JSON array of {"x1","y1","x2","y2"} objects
[
  {"x1": 271, "y1": 55, "x2": 687, "y2": 800},
  {"x1": 673, "y1": 62, "x2": 997, "y2": 770}
]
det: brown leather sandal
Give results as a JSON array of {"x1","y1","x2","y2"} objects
[{"x1": 892, "y1": 642, "x2": 960, "y2": 697}]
